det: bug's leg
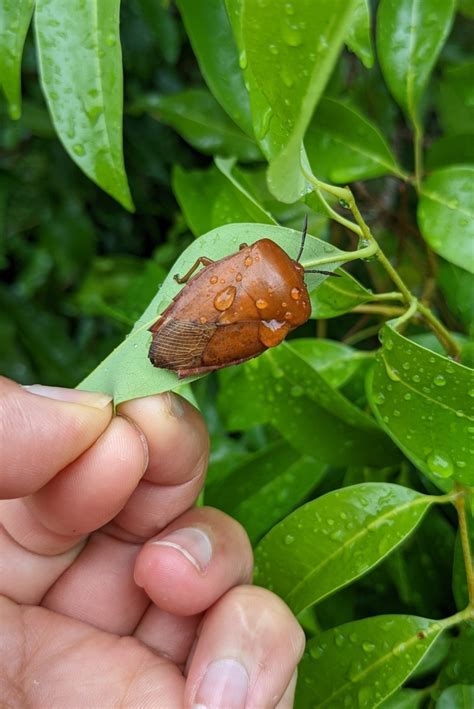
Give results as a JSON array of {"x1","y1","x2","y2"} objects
[
  {"x1": 239, "y1": 243, "x2": 249, "y2": 250},
  {"x1": 295, "y1": 215, "x2": 308, "y2": 263},
  {"x1": 304, "y1": 269, "x2": 341, "y2": 277},
  {"x1": 174, "y1": 256, "x2": 214, "y2": 284}
]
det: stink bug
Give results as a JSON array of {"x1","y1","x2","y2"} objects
[{"x1": 148, "y1": 219, "x2": 336, "y2": 378}]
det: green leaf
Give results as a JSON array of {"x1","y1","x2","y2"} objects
[
  {"x1": 214, "y1": 157, "x2": 276, "y2": 223},
  {"x1": 452, "y1": 507, "x2": 473, "y2": 610},
  {"x1": 35, "y1": 0, "x2": 133, "y2": 211},
  {"x1": 437, "y1": 61, "x2": 474, "y2": 136},
  {"x1": 146, "y1": 89, "x2": 260, "y2": 161},
  {"x1": 296, "y1": 614, "x2": 444, "y2": 708},
  {"x1": 425, "y1": 134, "x2": 474, "y2": 170},
  {"x1": 205, "y1": 440, "x2": 326, "y2": 544},
  {"x1": 305, "y1": 98, "x2": 404, "y2": 183},
  {"x1": 0, "y1": 0, "x2": 34, "y2": 119},
  {"x1": 241, "y1": 0, "x2": 357, "y2": 202},
  {"x1": 367, "y1": 320, "x2": 474, "y2": 488},
  {"x1": 172, "y1": 164, "x2": 274, "y2": 237},
  {"x1": 287, "y1": 339, "x2": 371, "y2": 389},
  {"x1": 310, "y1": 267, "x2": 375, "y2": 318},
  {"x1": 78, "y1": 223, "x2": 346, "y2": 404},
  {"x1": 175, "y1": 0, "x2": 253, "y2": 136},
  {"x1": 376, "y1": 0, "x2": 455, "y2": 123},
  {"x1": 217, "y1": 338, "x2": 371, "y2": 430},
  {"x1": 437, "y1": 685, "x2": 474, "y2": 709},
  {"x1": 437, "y1": 260, "x2": 474, "y2": 335},
  {"x1": 417, "y1": 167, "x2": 474, "y2": 273},
  {"x1": 258, "y1": 343, "x2": 400, "y2": 466},
  {"x1": 254, "y1": 483, "x2": 434, "y2": 614},
  {"x1": 380, "y1": 688, "x2": 428, "y2": 708},
  {"x1": 346, "y1": 0, "x2": 374, "y2": 69}
]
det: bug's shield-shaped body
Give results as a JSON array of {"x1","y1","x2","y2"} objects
[{"x1": 148, "y1": 239, "x2": 311, "y2": 378}]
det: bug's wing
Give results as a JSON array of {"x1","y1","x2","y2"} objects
[{"x1": 149, "y1": 318, "x2": 217, "y2": 369}]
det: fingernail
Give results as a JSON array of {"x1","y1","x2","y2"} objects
[
  {"x1": 193, "y1": 658, "x2": 249, "y2": 709},
  {"x1": 153, "y1": 527, "x2": 212, "y2": 572},
  {"x1": 166, "y1": 392, "x2": 185, "y2": 417},
  {"x1": 24, "y1": 385, "x2": 112, "y2": 409}
]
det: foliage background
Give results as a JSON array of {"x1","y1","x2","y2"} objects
[{"x1": 1, "y1": 0, "x2": 473, "y2": 706}]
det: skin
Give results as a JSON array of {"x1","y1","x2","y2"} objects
[{"x1": 0, "y1": 377, "x2": 304, "y2": 708}]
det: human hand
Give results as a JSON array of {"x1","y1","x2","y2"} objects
[{"x1": 0, "y1": 377, "x2": 304, "y2": 708}]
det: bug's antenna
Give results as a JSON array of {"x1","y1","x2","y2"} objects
[
  {"x1": 295, "y1": 215, "x2": 308, "y2": 263},
  {"x1": 304, "y1": 269, "x2": 341, "y2": 277}
]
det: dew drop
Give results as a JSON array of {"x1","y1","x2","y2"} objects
[
  {"x1": 214, "y1": 285, "x2": 237, "y2": 311},
  {"x1": 73, "y1": 143, "x2": 85, "y2": 156},
  {"x1": 291, "y1": 385, "x2": 303, "y2": 397},
  {"x1": 210, "y1": 275, "x2": 218, "y2": 285},
  {"x1": 235, "y1": 272, "x2": 243, "y2": 282},
  {"x1": 284, "y1": 311, "x2": 293, "y2": 320},
  {"x1": 199, "y1": 316, "x2": 207, "y2": 324},
  {"x1": 282, "y1": 24, "x2": 303, "y2": 46},
  {"x1": 362, "y1": 642, "x2": 375, "y2": 653},
  {"x1": 284, "y1": 534, "x2": 295, "y2": 545},
  {"x1": 256, "y1": 298, "x2": 268, "y2": 309},
  {"x1": 373, "y1": 391, "x2": 385, "y2": 405},
  {"x1": 434, "y1": 374, "x2": 446, "y2": 387},
  {"x1": 469, "y1": 389, "x2": 474, "y2": 398},
  {"x1": 427, "y1": 450, "x2": 454, "y2": 479},
  {"x1": 238, "y1": 49, "x2": 247, "y2": 69},
  {"x1": 290, "y1": 287, "x2": 301, "y2": 300},
  {"x1": 244, "y1": 256, "x2": 253, "y2": 267}
]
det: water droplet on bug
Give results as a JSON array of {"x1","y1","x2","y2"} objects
[
  {"x1": 199, "y1": 316, "x2": 207, "y2": 324},
  {"x1": 235, "y1": 272, "x2": 242, "y2": 282},
  {"x1": 244, "y1": 256, "x2": 253, "y2": 267},
  {"x1": 291, "y1": 287, "x2": 301, "y2": 300},
  {"x1": 258, "y1": 320, "x2": 288, "y2": 347},
  {"x1": 214, "y1": 285, "x2": 236, "y2": 311},
  {"x1": 256, "y1": 298, "x2": 268, "y2": 309},
  {"x1": 210, "y1": 275, "x2": 218, "y2": 285},
  {"x1": 284, "y1": 311, "x2": 293, "y2": 320}
]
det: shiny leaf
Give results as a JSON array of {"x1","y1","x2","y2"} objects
[
  {"x1": 146, "y1": 89, "x2": 260, "y2": 161},
  {"x1": 305, "y1": 98, "x2": 404, "y2": 183},
  {"x1": 254, "y1": 483, "x2": 434, "y2": 614},
  {"x1": 35, "y1": 0, "x2": 133, "y2": 210},
  {"x1": 296, "y1": 614, "x2": 444, "y2": 707},
  {"x1": 437, "y1": 685, "x2": 474, "y2": 709},
  {"x1": 241, "y1": 0, "x2": 357, "y2": 202},
  {"x1": 0, "y1": 0, "x2": 34, "y2": 119},
  {"x1": 205, "y1": 440, "x2": 325, "y2": 544},
  {"x1": 310, "y1": 267, "x2": 375, "y2": 318},
  {"x1": 417, "y1": 167, "x2": 474, "y2": 273},
  {"x1": 346, "y1": 0, "x2": 374, "y2": 68},
  {"x1": 367, "y1": 320, "x2": 474, "y2": 488},
  {"x1": 176, "y1": 0, "x2": 253, "y2": 135},
  {"x1": 377, "y1": 0, "x2": 455, "y2": 123}
]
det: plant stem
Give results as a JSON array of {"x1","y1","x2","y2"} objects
[
  {"x1": 417, "y1": 301, "x2": 461, "y2": 359},
  {"x1": 413, "y1": 120, "x2": 424, "y2": 191},
  {"x1": 374, "y1": 292, "x2": 405, "y2": 302},
  {"x1": 352, "y1": 304, "x2": 406, "y2": 317},
  {"x1": 301, "y1": 241, "x2": 378, "y2": 270},
  {"x1": 301, "y1": 160, "x2": 463, "y2": 358},
  {"x1": 454, "y1": 485, "x2": 474, "y2": 607}
]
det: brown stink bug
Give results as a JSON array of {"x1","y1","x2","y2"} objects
[{"x1": 148, "y1": 219, "x2": 336, "y2": 378}]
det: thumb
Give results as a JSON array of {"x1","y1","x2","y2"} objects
[{"x1": 0, "y1": 377, "x2": 112, "y2": 498}]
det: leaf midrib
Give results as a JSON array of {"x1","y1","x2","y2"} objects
[{"x1": 285, "y1": 492, "x2": 431, "y2": 610}]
